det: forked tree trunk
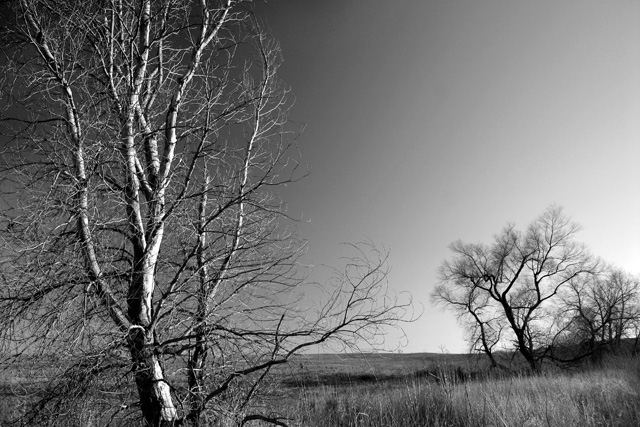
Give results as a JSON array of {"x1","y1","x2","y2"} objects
[{"x1": 127, "y1": 246, "x2": 177, "y2": 425}]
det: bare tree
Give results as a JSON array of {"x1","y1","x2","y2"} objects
[
  {"x1": 559, "y1": 268, "x2": 640, "y2": 357},
  {"x1": 435, "y1": 206, "x2": 597, "y2": 371},
  {"x1": 0, "y1": 1, "x2": 411, "y2": 425}
]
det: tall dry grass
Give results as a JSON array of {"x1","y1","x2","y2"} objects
[
  {"x1": 271, "y1": 356, "x2": 640, "y2": 427},
  {"x1": 2, "y1": 355, "x2": 640, "y2": 426}
]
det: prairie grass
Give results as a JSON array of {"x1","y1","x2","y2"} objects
[
  {"x1": 270, "y1": 356, "x2": 640, "y2": 427},
  {"x1": 2, "y1": 354, "x2": 640, "y2": 426}
]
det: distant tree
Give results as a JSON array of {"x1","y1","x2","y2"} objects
[
  {"x1": 0, "y1": 1, "x2": 411, "y2": 425},
  {"x1": 558, "y1": 268, "x2": 640, "y2": 357},
  {"x1": 434, "y1": 206, "x2": 597, "y2": 371}
]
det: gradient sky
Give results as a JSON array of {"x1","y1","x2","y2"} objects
[{"x1": 256, "y1": 1, "x2": 640, "y2": 353}]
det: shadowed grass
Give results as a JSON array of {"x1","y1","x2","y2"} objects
[{"x1": 3, "y1": 353, "x2": 640, "y2": 426}]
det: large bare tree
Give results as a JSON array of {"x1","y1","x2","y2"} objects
[
  {"x1": 0, "y1": 1, "x2": 411, "y2": 425},
  {"x1": 434, "y1": 206, "x2": 597, "y2": 371}
]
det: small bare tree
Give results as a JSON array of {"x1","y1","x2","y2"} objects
[
  {"x1": 0, "y1": 1, "x2": 412, "y2": 425},
  {"x1": 435, "y1": 206, "x2": 597, "y2": 371}
]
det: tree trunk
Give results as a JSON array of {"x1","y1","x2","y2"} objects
[
  {"x1": 486, "y1": 352, "x2": 498, "y2": 369},
  {"x1": 501, "y1": 305, "x2": 539, "y2": 371},
  {"x1": 514, "y1": 331, "x2": 539, "y2": 371},
  {"x1": 127, "y1": 244, "x2": 176, "y2": 426},
  {"x1": 521, "y1": 348, "x2": 539, "y2": 372},
  {"x1": 186, "y1": 174, "x2": 211, "y2": 426},
  {"x1": 129, "y1": 326, "x2": 177, "y2": 426},
  {"x1": 186, "y1": 329, "x2": 208, "y2": 426}
]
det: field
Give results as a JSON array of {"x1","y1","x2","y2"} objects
[
  {"x1": 2, "y1": 352, "x2": 640, "y2": 426},
  {"x1": 267, "y1": 352, "x2": 640, "y2": 427}
]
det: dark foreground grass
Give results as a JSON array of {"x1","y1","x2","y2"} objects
[{"x1": 2, "y1": 353, "x2": 640, "y2": 426}]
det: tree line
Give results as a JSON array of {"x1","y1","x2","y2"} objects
[{"x1": 433, "y1": 206, "x2": 640, "y2": 371}]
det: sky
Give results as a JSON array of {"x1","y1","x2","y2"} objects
[{"x1": 256, "y1": 1, "x2": 640, "y2": 353}]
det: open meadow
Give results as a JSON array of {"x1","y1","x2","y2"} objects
[
  {"x1": 266, "y1": 352, "x2": 640, "y2": 427},
  {"x1": 5, "y1": 351, "x2": 638, "y2": 426}
]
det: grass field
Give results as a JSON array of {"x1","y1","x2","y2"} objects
[
  {"x1": 269, "y1": 352, "x2": 640, "y2": 427},
  {"x1": 280, "y1": 352, "x2": 488, "y2": 387},
  {"x1": 2, "y1": 352, "x2": 640, "y2": 426}
]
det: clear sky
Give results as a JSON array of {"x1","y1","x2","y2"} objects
[{"x1": 256, "y1": 1, "x2": 640, "y2": 353}]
